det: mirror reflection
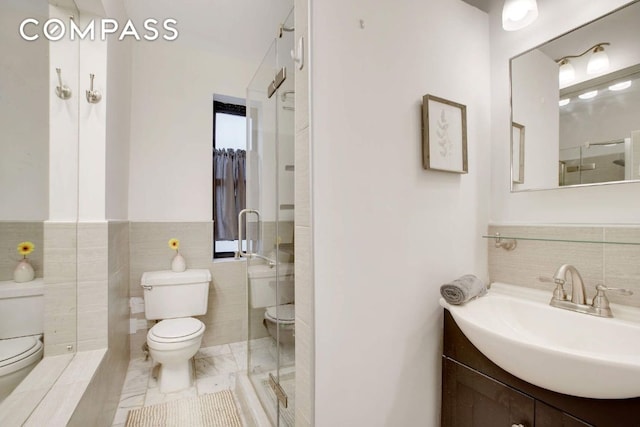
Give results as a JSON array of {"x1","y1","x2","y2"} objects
[
  {"x1": 0, "y1": 0, "x2": 79, "y2": 405},
  {"x1": 0, "y1": 0, "x2": 50, "y2": 403},
  {"x1": 510, "y1": 0, "x2": 640, "y2": 191}
]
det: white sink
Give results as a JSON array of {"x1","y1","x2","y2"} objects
[{"x1": 440, "y1": 282, "x2": 640, "y2": 399}]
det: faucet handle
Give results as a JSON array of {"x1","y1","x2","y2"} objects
[
  {"x1": 538, "y1": 276, "x2": 567, "y2": 301},
  {"x1": 595, "y1": 284, "x2": 633, "y2": 296},
  {"x1": 592, "y1": 284, "x2": 633, "y2": 316}
]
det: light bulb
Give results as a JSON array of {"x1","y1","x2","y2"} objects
[
  {"x1": 558, "y1": 98, "x2": 570, "y2": 107},
  {"x1": 587, "y1": 46, "x2": 610, "y2": 74},
  {"x1": 578, "y1": 90, "x2": 598, "y2": 100},
  {"x1": 502, "y1": 0, "x2": 538, "y2": 31},
  {"x1": 609, "y1": 81, "x2": 632, "y2": 91},
  {"x1": 558, "y1": 60, "x2": 575, "y2": 86}
]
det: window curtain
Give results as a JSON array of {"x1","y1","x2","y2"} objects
[{"x1": 214, "y1": 148, "x2": 246, "y2": 241}]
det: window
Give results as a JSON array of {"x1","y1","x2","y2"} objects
[{"x1": 213, "y1": 100, "x2": 246, "y2": 258}]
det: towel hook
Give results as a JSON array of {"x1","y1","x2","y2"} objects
[
  {"x1": 55, "y1": 68, "x2": 72, "y2": 100},
  {"x1": 86, "y1": 73, "x2": 102, "y2": 104}
]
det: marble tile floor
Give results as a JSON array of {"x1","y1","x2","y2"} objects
[{"x1": 111, "y1": 337, "x2": 293, "y2": 427}]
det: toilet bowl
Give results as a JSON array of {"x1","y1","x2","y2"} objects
[
  {"x1": 263, "y1": 303, "x2": 295, "y2": 344},
  {"x1": 248, "y1": 262, "x2": 295, "y2": 343},
  {"x1": 141, "y1": 269, "x2": 211, "y2": 394},
  {"x1": 0, "y1": 335, "x2": 43, "y2": 402},
  {"x1": 0, "y1": 278, "x2": 44, "y2": 403},
  {"x1": 147, "y1": 317, "x2": 205, "y2": 393}
]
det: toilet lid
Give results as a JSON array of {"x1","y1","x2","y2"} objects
[
  {"x1": 265, "y1": 304, "x2": 295, "y2": 322},
  {"x1": 0, "y1": 336, "x2": 42, "y2": 368},
  {"x1": 148, "y1": 318, "x2": 204, "y2": 343}
]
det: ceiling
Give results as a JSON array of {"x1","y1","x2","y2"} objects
[
  {"x1": 123, "y1": 0, "x2": 294, "y2": 62},
  {"x1": 461, "y1": 0, "x2": 493, "y2": 13}
]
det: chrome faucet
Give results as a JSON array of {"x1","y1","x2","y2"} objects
[
  {"x1": 553, "y1": 264, "x2": 586, "y2": 305},
  {"x1": 539, "y1": 264, "x2": 633, "y2": 318}
]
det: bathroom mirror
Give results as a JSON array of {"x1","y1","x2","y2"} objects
[
  {"x1": 0, "y1": 0, "x2": 79, "y2": 405},
  {"x1": 510, "y1": 0, "x2": 640, "y2": 191},
  {"x1": 0, "y1": 0, "x2": 49, "y2": 271}
]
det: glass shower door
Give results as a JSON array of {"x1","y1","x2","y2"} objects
[{"x1": 245, "y1": 7, "x2": 295, "y2": 425}]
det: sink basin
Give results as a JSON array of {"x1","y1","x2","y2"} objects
[{"x1": 440, "y1": 282, "x2": 640, "y2": 399}]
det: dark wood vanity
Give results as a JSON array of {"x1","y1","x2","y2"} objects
[{"x1": 442, "y1": 310, "x2": 640, "y2": 427}]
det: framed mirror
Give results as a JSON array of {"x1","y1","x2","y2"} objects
[{"x1": 510, "y1": 0, "x2": 640, "y2": 191}]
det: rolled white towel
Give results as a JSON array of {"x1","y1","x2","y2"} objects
[{"x1": 440, "y1": 274, "x2": 487, "y2": 305}]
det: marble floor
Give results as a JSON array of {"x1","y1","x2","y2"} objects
[
  {"x1": 111, "y1": 337, "x2": 293, "y2": 427},
  {"x1": 112, "y1": 337, "x2": 264, "y2": 427}
]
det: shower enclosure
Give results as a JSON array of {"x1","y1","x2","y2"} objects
[{"x1": 242, "y1": 7, "x2": 296, "y2": 426}]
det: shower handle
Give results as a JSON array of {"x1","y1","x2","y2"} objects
[{"x1": 236, "y1": 209, "x2": 261, "y2": 259}]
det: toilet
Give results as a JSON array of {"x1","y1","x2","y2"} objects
[
  {"x1": 0, "y1": 278, "x2": 44, "y2": 403},
  {"x1": 248, "y1": 263, "x2": 295, "y2": 343},
  {"x1": 141, "y1": 269, "x2": 211, "y2": 393}
]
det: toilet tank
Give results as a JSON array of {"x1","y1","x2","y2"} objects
[
  {"x1": 141, "y1": 269, "x2": 211, "y2": 320},
  {"x1": 0, "y1": 278, "x2": 44, "y2": 339},
  {"x1": 248, "y1": 263, "x2": 294, "y2": 308}
]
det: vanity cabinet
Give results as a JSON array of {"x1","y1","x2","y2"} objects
[{"x1": 442, "y1": 310, "x2": 640, "y2": 427}]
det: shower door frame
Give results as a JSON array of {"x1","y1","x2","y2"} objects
[{"x1": 245, "y1": 6, "x2": 296, "y2": 426}]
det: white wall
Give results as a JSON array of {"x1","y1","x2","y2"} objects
[
  {"x1": 490, "y1": 0, "x2": 640, "y2": 224},
  {"x1": 0, "y1": 1, "x2": 49, "y2": 220},
  {"x1": 77, "y1": 12, "x2": 107, "y2": 221},
  {"x1": 311, "y1": 0, "x2": 491, "y2": 425},
  {"x1": 128, "y1": 40, "x2": 260, "y2": 221},
  {"x1": 49, "y1": 5, "x2": 80, "y2": 222},
  {"x1": 103, "y1": 0, "x2": 132, "y2": 220}
]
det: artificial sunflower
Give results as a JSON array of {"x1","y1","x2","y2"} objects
[
  {"x1": 17, "y1": 241, "x2": 35, "y2": 258},
  {"x1": 168, "y1": 238, "x2": 180, "y2": 252}
]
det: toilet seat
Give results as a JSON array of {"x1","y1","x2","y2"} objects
[
  {"x1": 0, "y1": 336, "x2": 43, "y2": 375},
  {"x1": 148, "y1": 318, "x2": 205, "y2": 344},
  {"x1": 264, "y1": 304, "x2": 295, "y2": 325}
]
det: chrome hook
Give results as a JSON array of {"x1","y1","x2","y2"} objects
[
  {"x1": 494, "y1": 232, "x2": 517, "y2": 251},
  {"x1": 55, "y1": 68, "x2": 72, "y2": 100},
  {"x1": 85, "y1": 73, "x2": 102, "y2": 104}
]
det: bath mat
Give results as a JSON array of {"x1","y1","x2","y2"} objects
[{"x1": 125, "y1": 389, "x2": 242, "y2": 427}]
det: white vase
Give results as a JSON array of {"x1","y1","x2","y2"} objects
[
  {"x1": 14, "y1": 259, "x2": 35, "y2": 283},
  {"x1": 171, "y1": 253, "x2": 186, "y2": 272}
]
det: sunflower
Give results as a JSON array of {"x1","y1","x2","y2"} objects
[
  {"x1": 17, "y1": 241, "x2": 35, "y2": 258},
  {"x1": 168, "y1": 238, "x2": 180, "y2": 252}
]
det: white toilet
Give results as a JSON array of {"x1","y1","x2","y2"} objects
[
  {"x1": 0, "y1": 278, "x2": 44, "y2": 403},
  {"x1": 141, "y1": 269, "x2": 211, "y2": 393},
  {"x1": 248, "y1": 263, "x2": 295, "y2": 343}
]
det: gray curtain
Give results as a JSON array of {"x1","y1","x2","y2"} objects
[{"x1": 214, "y1": 148, "x2": 246, "y2": 240}]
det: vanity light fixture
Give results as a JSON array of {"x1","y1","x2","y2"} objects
[
  {"x1": 502, "y1": 0, "x2": 538, "y2": 31},
  {"x1": 558, "y1": 98, "x2": 570, "y2": 107},
  {"x1": 609, "y1": 80, "x2": 632, "y2": 91},
  {"x1": 556, "y1": 42, "x2": 611, "y2": 85},
  {"x1": 578, "y1": 90, "x2": 598, "y2": 100}
]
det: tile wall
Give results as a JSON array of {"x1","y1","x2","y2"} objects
[
  {"x1": 44, "y1": 221, "x2": 77, "y2": 356},
  {"x1": 77, "y1": 222, "x2": 109, "y2": 351},
  {"x1": 67, "y1": 221, "x2": 131, "y2": 425},
  {"x1": 488, "y1": 224, "x2": 640, "y2": 308},
  {"x1": 294, "y1": 0, "x2": 314, "y2": 424}
]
